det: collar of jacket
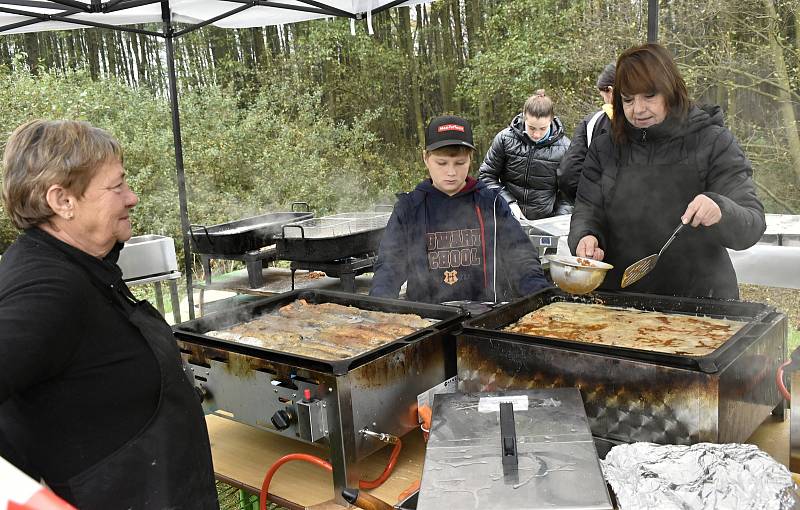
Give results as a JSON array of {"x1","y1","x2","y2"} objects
[
  {"x1": 510, "y1": 113, "x2": 565, "y2": 147},
  {"x1": 624, "y1": 111, "x2": 684, "y2": 143}
]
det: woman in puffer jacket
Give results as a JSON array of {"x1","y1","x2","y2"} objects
[
  {"x1": 568, "y1": 43, "x2": 766, "y2": 299},
  {"x1": 478, "y1": 90, "x2": 572, "y2": 221}
]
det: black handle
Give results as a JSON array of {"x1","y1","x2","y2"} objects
[
  {"x1": 281, "y1": 224, "x2": 307, "y2": 239},
  {"x1": 189, "y1": 223, "x2": 213, "y2": 248},
  {"x1": 499, "y1": 401, "x2": 518, "y2": 472}
]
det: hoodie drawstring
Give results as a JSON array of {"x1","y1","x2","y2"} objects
[{"x1": 473, "y1": 203, "x2": 489, "y2": 289}]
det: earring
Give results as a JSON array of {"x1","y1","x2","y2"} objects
[{"x1": 66, "y1": 212, "x2": 74, "y2": 220}]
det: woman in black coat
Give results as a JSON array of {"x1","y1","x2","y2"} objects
[
  {"x1": 0, "y1": 120, "x2": 218, "y2": 509},
  {"x1": 568, "y1": 44, "x2": 766, "y2": 299},
  {"x1": 558, "y1": 63, "x2": 615, "y2": 203},
  {"x1": 479, "y1": 90, "x2": 571, "y2": 220}
]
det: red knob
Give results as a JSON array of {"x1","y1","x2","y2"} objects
[{"x1": 303, "y1": 388, "x2": 312, "y2": 401}]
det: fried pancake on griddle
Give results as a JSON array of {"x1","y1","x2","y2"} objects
[{"x1": 506, "y1": 302, "x2": 744, "y2": 356}]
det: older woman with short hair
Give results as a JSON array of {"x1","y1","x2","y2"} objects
[
  {"x1": 569, "y1": 44, "x2": 766, "y2": 299},
  {"x1": 0, "y1": 120, "x2": 218, "y2": 509}
]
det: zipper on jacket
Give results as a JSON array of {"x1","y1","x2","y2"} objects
[
  {"x1": 641, "y1": 128, "x2": 647, "y2": 142},
  {"x1": 523, "y1": 148, "x2": 533, "y2": 214}
]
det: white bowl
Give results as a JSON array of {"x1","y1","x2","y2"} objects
[{"x1": 545, "y1": 255, "x2": 613, "y2": 295}]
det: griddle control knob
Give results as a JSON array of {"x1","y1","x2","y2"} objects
[{"x1": 271, "y1": 409, "x2": 294, "y2": 430}]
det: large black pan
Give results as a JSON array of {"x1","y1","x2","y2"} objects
[{"x1": 189, "y1": 205, "x2": 312, "y2": 255}]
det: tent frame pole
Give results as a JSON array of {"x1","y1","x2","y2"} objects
[{"x1": 161, "y1": 0, "x2": 196, "y2": 319}]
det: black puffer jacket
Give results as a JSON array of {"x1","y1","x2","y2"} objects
[
  {"x1": 568, "y1": 105, "x2": 766, "y2": 299},
  {"x1": 558, "y1": 108, "x2": 612, "y2": 203},
  {"x1": 479, "y1": 114, "x2": 571, "y2": 220}
]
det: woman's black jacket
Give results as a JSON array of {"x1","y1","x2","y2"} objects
[
  {"x1": 558, "y1": 109, "x2": 612, "y2": 203},
  {"x1": 478, "y1": 113, "x2": 571, "y2": 220},
  {"x1": 568, "y1": 105, "x2": 766, "y2": 299}
]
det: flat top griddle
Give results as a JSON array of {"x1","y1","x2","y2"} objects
[
  {"x1": 463, "y1": 288, "x2": 778, "y2": 373},
  {"x1": 174, "y1": 289, "x2": 464, "y2": 374}
]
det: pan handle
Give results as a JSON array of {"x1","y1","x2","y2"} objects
[
  {"x1": 291, "y1": 201, "x2": 311, "y2": 212},
  {"x1": 281, "y1": 224, "x2": 307, "y2": 239},
  {"x1": 189, "y1": 224, "x2": 213, "y2": 248}
]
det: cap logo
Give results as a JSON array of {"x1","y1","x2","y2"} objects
[{"x1": 437, "y1": 124, "x2": 465, "y2": 133}]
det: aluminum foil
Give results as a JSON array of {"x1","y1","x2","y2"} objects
[{"x1": 602, "y1": 442, "x2": 796, "y2": 510}]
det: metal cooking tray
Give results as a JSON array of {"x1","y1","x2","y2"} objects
[
  {"x1": 173, "y1": 289, "x2": 464, "y2": 375},
  {"x1": 276, "y1": 211, "x2": 391, "y2": 262},
  {"x1": 463, "y1": 288, "x2": 777, "y2": 373},
  {"x1": 189, "y1": 207, "x2": 313, "y2": 255}
]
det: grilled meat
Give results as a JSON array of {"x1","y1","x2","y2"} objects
[{"x1": 208, "y1": 299, "x2": 435, "y2": 360}]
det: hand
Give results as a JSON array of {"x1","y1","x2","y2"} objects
[
  {"x1": 509, "y1": 202, "x2": 525, "y2": 220},
  {"x1": 576, "y1": 235, "x2": 605, "y2": 261},
  {"x1": 682, "y1": 194, "x2": 722, "y2": 227}
]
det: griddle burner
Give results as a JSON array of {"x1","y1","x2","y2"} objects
[{"x1": 290, "y1": 254, "x2": 376, "y2": 293}]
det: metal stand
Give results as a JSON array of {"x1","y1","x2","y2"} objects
[
  {"x1": 200, "y1": 246, "x2": 278, "y2": 289},
  {"x1": 289, "y1": 255, "x2": 376, "y2": 293},
  {"x1": 125, "y1": 271, "x2": 183, "y2": 323}
]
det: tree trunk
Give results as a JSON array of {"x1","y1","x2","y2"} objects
[
  {"x1": 763, "y1": 0, "x2": 800, "y2": 184},
  {"x1": 399, "y1": 6, "x2": 424, "y2": 145},
  {"x1": 23, "y1": 32, "x2": 39, "y2": 73},
  {"x1": 464, "y1": 0, "x2": 487, "y2": 126},
  {"x1": 451, "y1": 0, "x2": 465, "y2": 66},
  {"x1": 251, "y1": 27, "x2": 266, "y2": 67}
]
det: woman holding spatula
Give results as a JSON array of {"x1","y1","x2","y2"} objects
[{"x1": 568, "y1": 43, "x2": 765, "y2": 299}]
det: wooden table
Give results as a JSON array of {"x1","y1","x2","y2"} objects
[{"x1": 208, "y1": 412, "x2": 792, "y2": 510}]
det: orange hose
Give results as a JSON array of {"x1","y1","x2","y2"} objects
[
  {"x1": 358, "y1": 438, "x2": 402, "y2": 490},
  {"x1": 777, "y1": 359, "x2": 792, "y2": 401},
  {"x1": 259, "y1": 454, "x2": 331, "y2": 510},
  {"x1": 259, "y1": 439, "x2": 403, "y2": 509},
  {"x1": 397, "y1": 479, "x2": 420, "y2": 503}
]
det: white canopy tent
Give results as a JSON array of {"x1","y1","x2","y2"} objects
[
  {"x1": 0, "y1": 0, "x2": 663, "y2": 318},
  {"x1": 0, "y1": 0, "x2": 429, "y2": 319}
]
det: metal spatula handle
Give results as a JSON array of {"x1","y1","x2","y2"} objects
[
  {"x1": 620, "y1": 222, "x2": 686, "y2": 288},
  {"x1": 658, "y1": 223, "x2": 686, "y2": 257}
]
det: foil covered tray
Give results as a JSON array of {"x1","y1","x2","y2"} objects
[{"x1": 602, "y1": 442, "x2": 796, "y2": 509}]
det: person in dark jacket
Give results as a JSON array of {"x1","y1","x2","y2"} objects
[
  {"x1": 0, "y1": 120, "x2": 218, "y2": 509},
  {"x1": 479, "y1": 90, "x2": 572, "y2": 221},
  {"x1": 558, "y1": 63, "x2": 615, "y2": 203},
  {"x1": 370, "y1": 115, "x2": 550, "y2": 304},
  {"x1": 569, "y1": 44, "x2": 766, "y2": 299}
]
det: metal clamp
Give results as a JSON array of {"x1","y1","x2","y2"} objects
[{"x1": 359, "y1": 428, "x2": 399, "y2": 444}]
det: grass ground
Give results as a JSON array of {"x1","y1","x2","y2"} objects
[
  {"x1": 739, "y1": 284, "x2": 800, "y2": 354},
  {"x1": 217, "y1": 481, "x2": 285, "y2": 510}
]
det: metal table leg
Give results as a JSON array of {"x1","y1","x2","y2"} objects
[
  {"x1": 339, "y1": 271, "x2": 356, "y2": 293},
  {"x1": 169, "y1": 279, "x2": 181, "y2": 323},
  {"x1": 153, "y1": 281, "x2": 165, "y2": 315},
  {"x1": 328, "y1": 378, "x2": 359, "y2": 506},
  {"x1": 201, "y1": 255, "x2": 213, "y2": 285},
  {"x1": 245, "y1": 257, "x2": 265, "y2": 288}
]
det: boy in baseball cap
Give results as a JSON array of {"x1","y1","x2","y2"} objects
[{"x1": 370, "y1": 115, "x2": 550, "y2": 304}]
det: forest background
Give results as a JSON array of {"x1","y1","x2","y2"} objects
[{"x1": 0, "y1": 0, "x2": 798, "y2": 272}]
